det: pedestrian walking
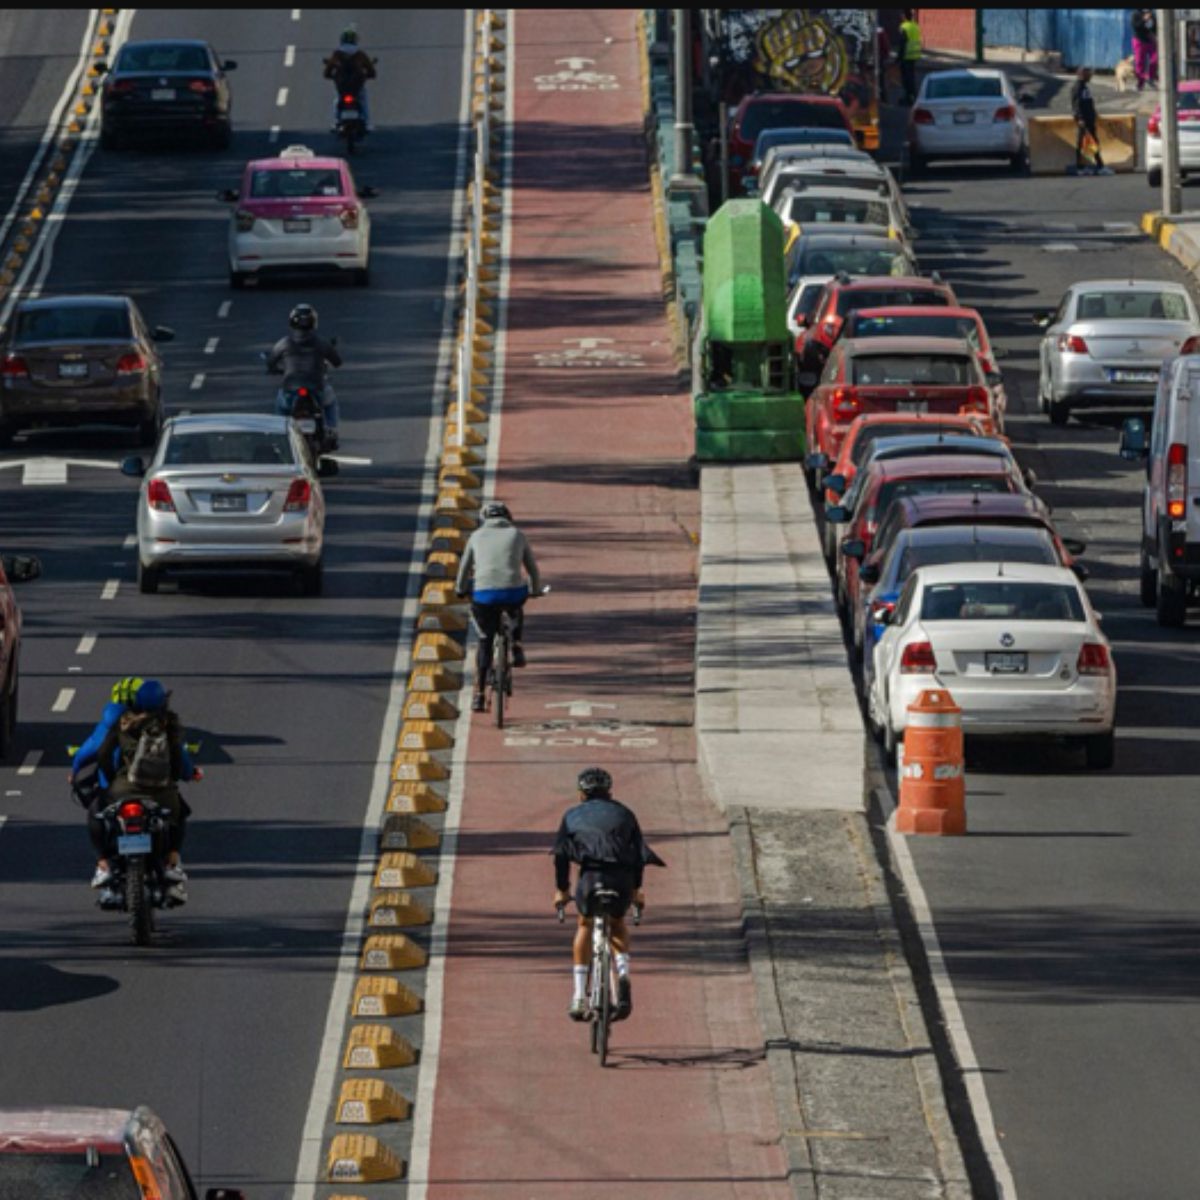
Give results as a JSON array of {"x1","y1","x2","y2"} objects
[
  {"x1": 1131, "y1": 9, "x2": 1159, "y2": 92},
  {"x1": 895, "y1": 9, "x2": 922, "y2": 106},
  {"x1": 1070, "y1": 67, "x2": 1113, "y2": 175}
]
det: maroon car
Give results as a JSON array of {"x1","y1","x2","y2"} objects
[{"x1": 727, "y1": 93, "x2": 854, "y2": 193}]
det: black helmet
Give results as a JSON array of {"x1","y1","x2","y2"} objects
[
  {"x1": 481, "y1": 501, "x2": 511, "y2": 521},
  {"x1": 577, "y1": 767, "x2": 612, "y2": 798},
  {"x1": 289, "y1": 303, "x2": 317, "y2": 332}
]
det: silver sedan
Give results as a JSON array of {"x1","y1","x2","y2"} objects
[
  {"x1": 1036, "y1": 279, "x2": 1200, "y2": 425},
  {"x1": 121, "y1": 413, "x2": 335, "y2": 595}
]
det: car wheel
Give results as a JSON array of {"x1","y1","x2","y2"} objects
[
  {"x1": 1156, "y1": 566, "x2": 1187, "y2": 627},
  {"x1": 1047, "y1": 394, "x2": 1070, "y2": 426},
  {"x1": 1148, "y1": 166, "x2": 1163, "y2": 188},
  {"x1": 0, "y1": 667, "x2": 17, "y2": 760},
  {"x1": 137, "y1": 559, "x2": 160, "y2": 595},
  {"x1": 1010, "y1": 146, "x2": 1030, "y2": 174},
  {"x1": 908, "y1": 150, "x2": 926, "y2": 178},
  {"x1": 1139, "y1": 544, "x2": 1157, "y2": 607},
  {"x1": 299, "y1": 560, "x2": 323, "y2": 596},
  {"x1": 883, "y1": 718, "x2": 899, "y2": 766},
  {"x1": 137, "y1": 406, "x2": 163, "y2": 447},
  {"x1": 229, "y1": 269, "x2": 246, "y2": 290},
  {"x1": 1083, "y1": 731, "x2": 1115, "y2": 770}
]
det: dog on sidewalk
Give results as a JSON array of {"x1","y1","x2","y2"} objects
[{"x1": 1114, "y1": 55, "x2": 1136, "y2": 93}]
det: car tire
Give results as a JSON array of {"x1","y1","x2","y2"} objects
[
  {"x1": 137, "y1": 559, "x2": 160, "y2": 595},
  {"x1": 1148, "y1": 165, "x2": 1163, "y2": 188},
  {"x1": 1010, "y1": 146, "x2": 1030, "y2": 174},
  {"x1": 1139, "y1": 544, "x2": 1157, "y2": 607},
  {"x1": 908, "y1": 151, "x2": 926, "y2": 178},
  {"x1": 883, "y1": 718, "x2": 899, "y2": 766},
  {"x1": 299, "y1": 560, "x2": 323, "y2": 596},
  {"x1": 229, "y1": 269, "x2": 248, "y2": 290},
  {"x1": 1047, "y1": 394, "x2": 1070, "y2": 426},
  {"x1": 0, "y1": 668, "x2": 18, "y2": 761},
  {"x1": 1156, "y1": 566, "x2": 1187, "y2": 627},
  {"x1": 1083, "y1": 731, "x2": 1115, "y2": 770}
]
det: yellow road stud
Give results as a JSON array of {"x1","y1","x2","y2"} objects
[
  {"x1": 444, "y1": 402, "x2": 487, "y2": 427},
  {"x1": 336, "y1": 1078, "x2": 411, "y2": 1124},
  {"x1": 442, "y1": 445, "x2": 483, "y2": 467},
  {"x1": 439, "y1": 465, "x2": 481, "y2": 490},
  {"x1": 375, "y1": 851, "x2": 437, "y2": 889},
  {"x1": 326, "y1": 1134, "x2": 404, "y2": 1184},
  {"x1": 407, "y1": 663, "x2": 462, "y2": 693},
  {"x1": 74, "y1": 100, "x2": 90, "y2": 115},
  {"x1": 435, "y1": 487, "x2": 481, "y2": 513},
  {"x1": 68, "y1": 119, "x2": 82, "y2": 134},
  {"x1": 397, "y1": 720, "x2": 453, "y2": 751},
  {"x1": 13, "y1": 237, "x2": 29, "y2": 254},
  {"x1": 380, "y1": 813, "x2": 441, "y2": 851},
  {"x1": 5, "y1": 253, "x2": 23, "y2": 271},
  {"x1": 442, "y1": 423, "x2": 486, "y2": 447},
  {"x1": 425, "y1": 551, "x2": 460, "y2": 579},
  {"x1": 419, "y1": 580, "x2": 461, "y2": 608},
  {"x1": 413, "y1": 632, "x2": 465, "y2": 663},
  {"x1": 417, "y1": 606, "x2": 469, "y2": 634},
  {"x1": 369, "y1": 889, "x2": 433, "y2": 927},
  {"x1": 387, "y1": 781, "x2": 449, "y2": 814},
  {"x1": 390, "y1": 750, "x2": 449, "y2": 782},
  {"x1": 345, "y1": 1025, "x2": 419, "y2": 1070},
  {"x1": 429, "y1": 526, "x2": 469, "y2": 555},
  {"x1": 402, "y1": 692, "x2": 458, "y2": 720},
  {"x1": 351, "y1": 976, "x2": 423, "y2": 1018},
  {"x1": 360, "y1": 933, "x2": 427, "y2": 971}
]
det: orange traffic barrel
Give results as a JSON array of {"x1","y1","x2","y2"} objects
[{"x1": 896, "y1": 688, "x2": 965, "y2": 836}]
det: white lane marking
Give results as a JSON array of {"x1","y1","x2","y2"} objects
[
  {"x1": 190, "y1": 372, "x2": 205, "y2": 389},
  {"x1": 292, "y1": 7, "x2": 301, "y2": 19},
  {"x1": 276, "y1": 86, "x2": 289, "y2": 108},
  {"x1": 123, "y1": 534, "x2": 136, "y2": 549},
  {"x1": 408, "y1": 16, "x2": 511, "y2": 1197},
  {"x1": 51, "y1": 688, "x2": 75, "y2": 713},
  {"x1": 288, "y1": 14, "x2": 475, "y2": 1199},
  {"x1": 1104, "y1": 221, "x2": 1139, "y2": 234},
  {"x1": 100, "y1": 579, "x2": 119, "y2": 601},
  {"x1": 22, "y1": 459, "x2": 67, "y2": 485},
  {"x1": 1042, "y1": 243, "x2": 1079, "y2": 253},
  {"x1": 888, "y1": 815, "x2": 1018, "y2": 1198},
  {"x1": 269, "y1": 125, "x2": 281, "y2": 144},
  {"x1": 178, "y1": 409, "x2": 191, "y2": 417},
  {"x1": 75, "y1": 634, "x2": 96, "y2": 655},
  {"x1": 68, "y1": 665, "x2": 82, "y2": 674},
  {"x1": 285, "y1": 45, "x2": 295, "y2": 67},
  {"x1": 324, "y1": 453, "x2": 373, "y2": 466},
  {"x1": 217, "y1": 300, "x2": 232, "y2": 319},
  {"x1": 3, "y1": 793, "x2": 17, "y2": 799},
  {"x1": 204, "y1": 337, "x2": 219, "y2": 355},
  {"x1": 18, "y1": 751, "x2": 41, "y2": 776}
]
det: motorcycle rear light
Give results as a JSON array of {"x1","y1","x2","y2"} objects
[
  {"x1": 1148, "y1": 112, "x2": 1161, "y2": 137},
  {"x1": 116, "y1": 352, "x2": 146, "y2": 375},
  {"x1": 1168, "y1": 441, "x2": 1187, "y2": 519},
  {"x1": 296, "y1": 387, "x2": 309, "y2": 398},
  {"x1": 832, "y1": 386, "x2": 860, "y2": 419},
  {"x1": 339, "y1": 205, "x2": 359, "y2": 229},
  {"x1": 147, "y1": 479, "x2": 175, "y2": 512},
  {"x1": 1077, "y1": 642, "x2": 1110, "y2": 674},
  {"x1": 1, "y1": 355, "x2": 29, "y2": 380},
  {"x1": 1057, "y1": 334, "x2": 1089, "y2": 355},
  {"x1": 913, "y1": 107, "x2": 934, "y2": 126},
  {"x1": 188, "y1": 78, "x2": 215, "y2": 94},
  {"x1": 284, "y1": 479, "x2": 311, "y2": 512},
  {"x1": 993, "y1": 104, "x2": 1016, "y2": 122},
  {"x1": 342, "y1": 94, "x2": 356, "y2": 105},
  {"x1": 119, "y1": 801, "x2": 145, "y2": 820},
  {"x1": 235, "y1": 208, "x2": 255, "y2": 232},
  {"x1": 900, "y1": 641, "x2": 936, "y2": 673}
]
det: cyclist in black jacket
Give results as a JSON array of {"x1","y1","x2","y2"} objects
[{"x1": 552, "y1": 766, "x2": 664, "y2": 1021}]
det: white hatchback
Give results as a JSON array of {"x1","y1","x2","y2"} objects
[
  {"x1": 908, "y1": 68, "x2": 1029, "y2": 173},
  {"x1": 868, "y1": 561, "x2": 1116, "y2": 768}
]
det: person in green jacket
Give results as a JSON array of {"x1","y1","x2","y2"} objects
[{"x1": 895, "y1": 10, "x2": 923, "y2": 106}]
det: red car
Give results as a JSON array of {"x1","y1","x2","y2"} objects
[
  {"x1": 795, "y1": 274, "x2": 958, "y2": 373},
  {"x1": 826, "y1": 453, "x2": 1030, "y2": 615},
  {"x1": 805, "y1": 335, "x2": 993, "y2": 482},
  {"x1": 727, "y1": 93, "x2": 854, "y2": 193}
]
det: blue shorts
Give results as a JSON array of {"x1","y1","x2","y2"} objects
[{"x1": 473, "y1": 585, "x2": 529, "y2": 606}]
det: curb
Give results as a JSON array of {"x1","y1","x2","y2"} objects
[{"x1": 1141, "y1": 209, "x2": 1200, "y2": 276}]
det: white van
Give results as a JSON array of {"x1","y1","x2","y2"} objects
[{"x1": 1120, "y1": 347, "x2": 1200, "y2": 625}]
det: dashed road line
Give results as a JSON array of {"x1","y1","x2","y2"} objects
[
  {"x1": 1042, "y1": 242, "x2": 1079, "y2": 253},
  {"x1": 285, "y1": 45, "x2": 295, "y2": 67},
  {"x1": 100, "y1": 579, "x2": 119, "y2": 601},
  {"x1": 190, "y1": 372, "x2": 205, "y2": 389},
  {"x1": 203, "y1": 337, "x2": 219, "y2": 355},
  {"x1": 76, "y1": 634, "x2": 96, "y2": 655},
  {"x1": 17, "y1": 751, "x2": 41, "y2": 776},
  {"x1": 218, "y1": 300, "x2": 232, "y2": 319},
  {"x1": 276, "y1": 86, "x2": 289, "y2": 107},
  {"x1": 123, "y1": 534, "x2": 136, "y2": 549},
  {"x1": 269, "y1": 125, "x2": 281, "y2": 144},
  {"x1": 51, "y1": 688, "x2": 75, "y2": 714},
  {"x1": 292, "y1": 8, "x2": 301, "y2": 19},
  {"x1": 22, "y1": 460, "x2": 67, "y2": 485}
]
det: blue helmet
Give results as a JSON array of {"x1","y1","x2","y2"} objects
[{"x1": 133, "y1": 679, "x2": 169, "y2": 713}]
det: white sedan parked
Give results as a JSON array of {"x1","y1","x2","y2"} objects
[
  {"x1": 907, "y1": 68, "x2": 1029, "y2": 173},
  {"x1": 868, "y1": 561, "x2": 1116, "y2": 769}
]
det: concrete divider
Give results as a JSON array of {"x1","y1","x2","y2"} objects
[{"x1": 1028, "y1": 112, "x2": 1138, "y2": 175}]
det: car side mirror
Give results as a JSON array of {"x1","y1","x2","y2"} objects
[
  {"x1": 876, "y1": 606, "x2": 893, "y2": 626},
  {"x1": 152, "y1": 325, "x2": 175, "y2": 343},
  {"x1": 357, "y1": 186, "x2": 379, "y2": 199},
  {"x1": 859, "y1": 563, "x2": 881, "y2": 586},
  {"x1": 825, "y1": 504, "x2": 848, "y2": 525},
  {"x1": 1034, "y1": 312, "x2": 1053, "y2": 329},
  {"x1": 840, "y1": 537, "x2": 866, "y2": 560},
  {"x1": 824, "y1": 473, "x2": 847, "y2": 496},
  {"x1": 1062, "y1": 536, "x2": 1087, "y2": 556},
  {"x1": 94, "y1": 60, "x2": 108, "y2": 74},
  {"x1": 120, "y1": 456, "x2": 146, "y2": 478},
  {"x1": 317, "y1": 457, "x2": 340, "y2": 478},
  {"x1": 1022, "y1": 467, "x2": 1038, "y2": 489},
  {"x1": 222, "y1": 60, "x2": 238, "y2": 70},
  {"x1": 986, "y1": 370, "x2": 1003, "y2": 387},
  {"x1": 1119, "y1": 416, "x2": 1150, "y2": 461},
  {"x1": 217, "y1": 188, "x2": 239, "y2": 202},
  {"x1": 2, "y1": 554, "x2": 41, "y2": 583}
]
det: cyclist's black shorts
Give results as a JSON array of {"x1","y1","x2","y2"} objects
[
  {"x1": 575, "y1": 866, "x2": 636, "y2": 918},
  {"x1": 470, "y1": 599, "x2": 524, "y2": 641}
]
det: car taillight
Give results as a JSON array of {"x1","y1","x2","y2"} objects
[
  {"x1": 339, "y1": 205, "x2": 360, "y2": 230},
  {"x1": 1056, "y1": 334, "x2": 1088, "y2": 355},
  {"x1": 1183, "y1": 335, "x2": 1200, "y2": 355},
  {"x1": 1168, "y1": 441, "x2": 1187, "y2": 519},
  {"x1": 188, "y1": 78, "x2": 215, "y2": 94},
  {"x1": 1077, "y1": 642, "x2": 1110, "y2": 674},
  {"x1": 116, "y1": 352, "x2": 146, "y2": 375},
  {"x1": 832, "y1": 386, "x2": 860, "y2": 419},
  {"x1": 106, "y1": 79, "x2": 135, "y2": 96},
  {"x1": 147, "y1": 479, "x2": 175, "y2": 512},
  {"x1": 2, "y1": 355, "x2": 29, "y2": 380},
  {"x1": 913, "y1": 107, "x2": 934, "y2": 125},
  {"x1": 960, "y1": 385, "x2": 990, "y2": 414},
  {"x1": 900, "y1": 641, "x2": 937, "y2": 673},
  {"x1": 284, "y1": 479, "x2": 312, "y2": 512},
  {"x1": 129, "y1": 1155, "x2": 163, "y2": 1200},
  {"x1": 235, "y1": 208, "x2": 255, "y2": 232},
  {"x1": 1148, "y1": 112, "x2": 1161, "y2": 137},
  {"x1": 993, "y1": 104, "x2": 1016, "y2": 122}
]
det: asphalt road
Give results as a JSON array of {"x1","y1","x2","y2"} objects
[
  {"x1": 883, "y1": 160, "x2": 1200, "y2": 1199},
  {"x1": 0, "y1": 8, "x2": 464, "y2": 1197}
]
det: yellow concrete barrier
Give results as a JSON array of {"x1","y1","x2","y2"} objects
[
  {"x1": 344, "y1": 1026, "x2": 418, "y2": 1069},
  {"x1": 336, "y1": 1078, "x2": 410, "y2": 1123},
  {"x1": 1028, "y1": 113, "x2": 1138, "y2": 175},
  {"x1": 351, "y1": 976, "x2": 423, "y2": 1018},
  {"x1": 386, "y1": 780, "x2": 448, "y2": 813},
  {"x1": 380, "y1": 813, "x2": 441, "y2": 850},
  {"x1": 326, "y1": 1134, "x2": 404, "y2": 1184}
]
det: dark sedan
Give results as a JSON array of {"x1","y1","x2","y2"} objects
[
  {"x1": 100, "y1": 39, "x2": 236, "y2": 150},
  {"x1": 0, "y1": 295, "x2": 174, "y2": 446}
]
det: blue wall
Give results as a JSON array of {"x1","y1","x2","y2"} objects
[{"x1": 982, "y1": 9, "x2": 1134, "y2": 70}]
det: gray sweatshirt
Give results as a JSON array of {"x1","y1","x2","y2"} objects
[{"x1": 455, "y1": 517, "x2": 541, "y2": 594}]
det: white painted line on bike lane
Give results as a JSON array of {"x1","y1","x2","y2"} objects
[{"x1": 18, "y1": 751, "x2": 41, "y2": 776}]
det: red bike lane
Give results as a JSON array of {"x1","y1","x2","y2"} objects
[{"x1": 424, "y1": 10, "x2": 790, "y2": 1199}]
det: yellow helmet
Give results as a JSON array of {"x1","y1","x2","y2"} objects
[{"x1": 111, "y1": 676, "x2": 144, "y2": 705}]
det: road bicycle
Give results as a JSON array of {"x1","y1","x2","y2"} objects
[
  {"x1": 558, "y1": 890, "x2": 642, "y2": 1067},
  {"x1": 483, "y1": 584, "x2": 550, "y2": 729}
]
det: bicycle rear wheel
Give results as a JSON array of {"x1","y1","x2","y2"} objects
[
  {"x1": 492, "y1": 631, "x2": 509, "y2": 729},
  {"x1": 595, "y1": 934, "x2": 611, "y2": 1065}
]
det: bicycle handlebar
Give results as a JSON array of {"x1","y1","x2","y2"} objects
[{"x1": 555, "y1": 900, "x2": 644, "y2": 924}]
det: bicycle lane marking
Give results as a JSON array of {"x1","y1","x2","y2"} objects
[{"x1": 422, "y1": 11, "x2": 791, "y2": 1199}]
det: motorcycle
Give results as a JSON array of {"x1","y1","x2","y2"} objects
[
  {"x1": 260, "y1": 349, "x2": 337, "y2": 458},
  {"x1": 335, "y1": 88, "x2": 366, "y2": 154}
]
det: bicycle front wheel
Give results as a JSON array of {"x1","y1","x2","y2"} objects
[{"x1": 596, "y1": 939, "x2": 611, "y2": 1066}]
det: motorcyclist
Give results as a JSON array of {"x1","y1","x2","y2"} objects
[
  {"x1": 454, "y1": 501, "x2": 542, "y2": 713},
  {"x1": 324, "y1": 24, "x2": 376, "y2": 132},
  {"x1": 90, "y1": 680, "x2": 198, "y2": 905},
  {"x1": 266, "y1": 303, "x2": 342, "y2": 450}
]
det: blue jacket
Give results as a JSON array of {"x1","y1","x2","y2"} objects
[{"x1": 74, "y1": 701, "x2": 195, "y2": 786}]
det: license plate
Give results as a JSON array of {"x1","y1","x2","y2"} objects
[
  {"x1": 58, "y1": 362, "x2": 88, "y2": 379},
  {"x1": 212, "y1": 493, "x2": 247, "y2": 512},
  {"x1": 297, "y1": 418, "x2": 317, "y2": 434},
  {"x1": 1112, "y1": 369, "x2": 1158, "y2": 383},
  {"x1": 151, "y1": 88, "x2": 176, "y2": 101},
  {"x1": 953, "y1": 110, "x2": 975, "y2": 124},
  {"x1": 985, "y1": 651, "x2": 1027, "y2": 674},
  {"x1": 117, "y1": 833, "x2": 152, "y2": 855},
  {"x1": 897, "y1": 400, "x2": 928, "y2": 414},
  {"x1": 340, "y1": 108, "x2": 361, "y2": 120},
  {"x1": 283, "y1": 218, "x2": 311, "y2": 233}
]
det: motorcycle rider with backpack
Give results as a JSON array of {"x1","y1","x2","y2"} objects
[
  {"x1": 266, "y1": 303, "x2": 342, "y2": 450},
  {"x1": 324, "y1": 24, "x2": 376, "y2": 132},
  {"x1": 89, "y1": 680, "x2": 195, "y2": 904}
]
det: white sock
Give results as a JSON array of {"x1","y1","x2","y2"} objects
[
  {"x1": 572, "y1": 965, "x2": 588, "y2": 1000},
  {"x1": 615, "y1": 952, "x2": 630, "y2": 979}
]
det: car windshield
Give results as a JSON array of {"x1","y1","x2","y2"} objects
[
  {"x1": 0, "y1": 1150, "x2": 142, "y2": 1199},
  {"x1": 1074, "y1": 290, "x2": 1191, "y2": 321},
  {"x1": 920, "y1": 580, "x2": 1084, "y2": 621},
  {"x1": 898, "y1": 537, "x2": 1057, "y2": 582},
  {"x1": 1179, "y1": 90, "x2": 1200, "y2": 111},
  {"x1": 15, "y1": 306, "x2": 130, "y2": 343},
  {"x1": 801, "y1": 247, "x2": 908, "y2": 277},
  {"x1": 874, "y1": 476, "x2": 1011, "y2": 517},
  {"x1": 250, "y1": 168, "x2": 343, "y2": 199},
  {"x1": 852, "y1": 423, "x2": 973, "y2": 470},
  {"x1": 852, "y1": 354, "x2": 975, "y2": 386},
  {"x1": 838, "y1": 289, "x2": 949, "y2": 315},
  {"x1": 925, "y1": 75, "x2": 1004, "y2": 100},
  {"x1": 784, "y1": 172, "x2": 886, "y2": 197},
  {"x1": 852, "y1": 314, "x2": 981, "y2": 348},
  {"x1": 116, "y1": 43, "x2": 209, "y2": 72},
  {"x1": 784, "y1": 195, "x2": 889, "y2": 228},
  {"x1": 754, "y1": 128, "x2": 853, "y2": 157},
  {"x1": 741, "y1": 102, "x2": 845, "y2": 140},
  {"x1": 163, "y1": 431, "x2": 295, "y2": 466}
]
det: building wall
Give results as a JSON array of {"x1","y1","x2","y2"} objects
[
  {"x1": 916, "y1": 9, "x2": 975, "y2": 56},
  {"x1": 981, "y1": 9, "x2": 1133, "y2": 69}
]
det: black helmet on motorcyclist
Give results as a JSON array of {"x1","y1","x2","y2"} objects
[
  {"x1": 577, "y1": 767, "x2": 612, "y2": 799},
  {"x1": 341, "y1": 25, "x2": 359, "y2": 45},
  {"x1": 481, "y1": 501, "x2": 511, "y2": 521},
  {"x1": 289, "y1": 303, "x2": 318, "y2": 332},
  {"x1": 133, "y1": 679, "x2": 169, "y2": 714}
]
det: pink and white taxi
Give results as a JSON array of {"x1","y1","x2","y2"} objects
[{"x1": 222, "y1": 144, "x2": 374, "y2": 288}]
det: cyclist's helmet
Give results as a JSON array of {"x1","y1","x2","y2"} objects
[
  {"x1": 289, "y1": 303, "x2": 318, "y2": 332},
  {"x1": 111, "y1": 676, "x2": 144, "y2": 706},
  {"x1": 481, "y1": 501, "x2": 511, "y2": 521},
  {"x1": 341, "y1": 25, "x2": 359, "y2": 45},
  {"x1": 133, "y1": 679, "x2": 169, "y2": 714},
  {"x1": 577, "y1": 767, "x2": 612, "y2": 799}
]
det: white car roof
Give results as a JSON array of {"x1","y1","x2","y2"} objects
[
  {"x1": 924, "y1": 67, "x2": 1007, "y2": 81},
  {"x1": 167, "y1": 412, "x2": 292, "y2": 434},
  {"x1": 912, "y1": 561, "x2": 1081, "y2": 587},
  {"x1": 1067, "y1": 278, "x2": 1189, "y2": 293},
  {"x1": 778, "y1": 184, "x2": 889, "y2": 203}
]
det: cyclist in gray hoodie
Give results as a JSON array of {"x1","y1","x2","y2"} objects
[{"x1": 455, "y1": 501, "x2": 542, "y2": 712}]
